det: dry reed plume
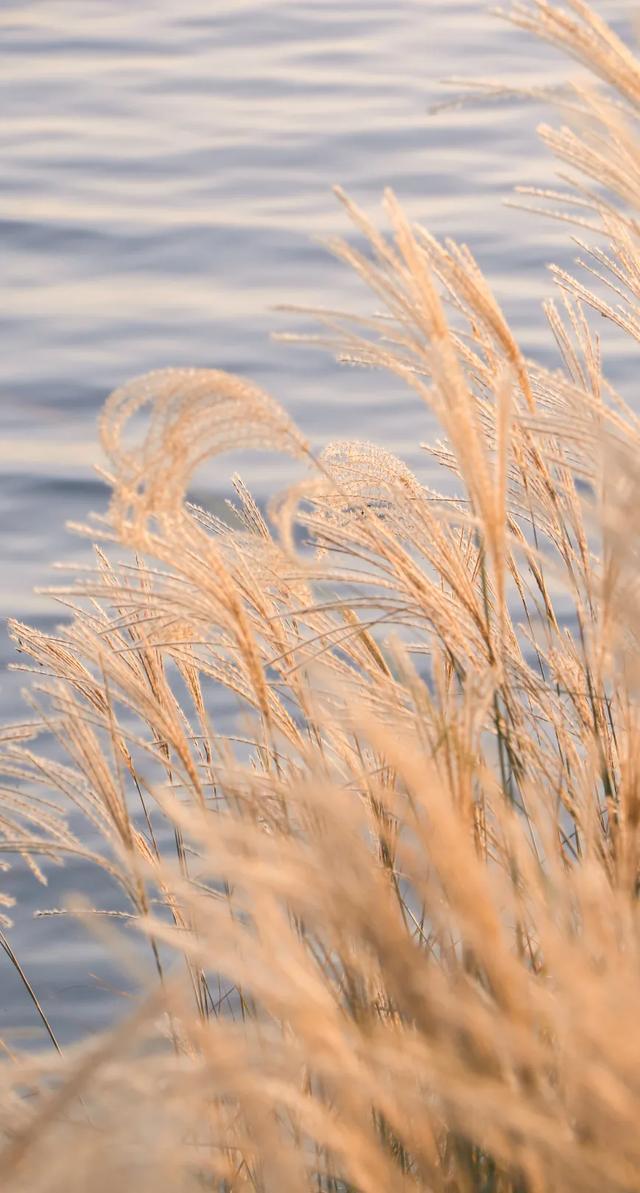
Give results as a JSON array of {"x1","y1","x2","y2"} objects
[{"x1": 2, "y1": 2, "x2": 640, "y2": 1190}]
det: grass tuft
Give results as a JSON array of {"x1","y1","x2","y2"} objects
[{"x1": 2, "y1": 3, "x2": 640, "y2": 1189}]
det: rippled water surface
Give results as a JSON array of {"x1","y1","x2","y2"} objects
[{"x1": 1, "y1": 0, "x2": 636, "y2": 1043}]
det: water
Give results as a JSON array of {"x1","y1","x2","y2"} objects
[{"x1": 1, "y1": 0, "x2": 635, "y2": 1045}]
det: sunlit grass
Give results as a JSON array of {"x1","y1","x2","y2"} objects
[{"x1": 2, "y1": 3, "x2": 640, "y2": 1189}]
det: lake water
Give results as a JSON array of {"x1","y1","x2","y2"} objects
[{"x1": 1, "y1": 0, "x2": 636, "y2": 1045}]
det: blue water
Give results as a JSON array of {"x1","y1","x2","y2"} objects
[{"x1": 1, "y1": 0, "x2": 635, "y2": 1045}]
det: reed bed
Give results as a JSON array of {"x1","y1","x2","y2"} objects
[{"x1": 2, "y1": 2, "x2": 640, "y2": 1189}]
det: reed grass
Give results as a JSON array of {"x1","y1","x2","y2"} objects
[{"x1": 2, "y1": 2, "x2": 640, "y2": 1189}]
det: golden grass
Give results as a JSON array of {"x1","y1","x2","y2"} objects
[{"x1": 2, "y1": 2, "x2": 640, "y2": 1189}]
